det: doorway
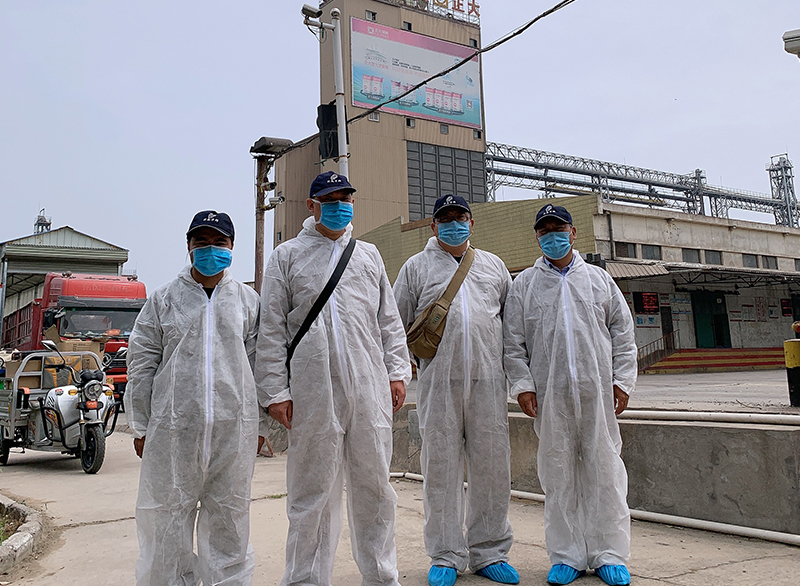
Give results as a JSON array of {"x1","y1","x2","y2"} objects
[{"x1": 691, "y1": 291, "x2": 731, "y2": 348}]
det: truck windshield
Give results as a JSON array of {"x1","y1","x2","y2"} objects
[{"x1": 59, "y1": 308, "x2": 141, "y2": 338}]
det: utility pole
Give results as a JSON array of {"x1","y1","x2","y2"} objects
[
  {"x1": 250, "y1": 137, "x2": 293, "y2": 294},
  {"x1": 304, "y1": 5, "x2": 350, "y2": 176}
]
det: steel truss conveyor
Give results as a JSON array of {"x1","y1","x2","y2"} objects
[{"x1": 485, "y1": 142, "x2": 799, "y2": 228}]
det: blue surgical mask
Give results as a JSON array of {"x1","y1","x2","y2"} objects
[
  {"x1": 437, "y1": 220, "x2": 471, "y2": 247},
  {"x1": 192, "y1": 245, "x2": 233, "y2": 276},
  {"x1": 318, "y1": 201, "x2": 353, "y2": 231},
  {"x1": 538, "y1": 231, "x2": 572, "y2": 260}
]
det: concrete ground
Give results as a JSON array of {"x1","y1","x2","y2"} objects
[
  {"x1": 406, "y1": 369, "x2": 797, "y2": 414},
  {"x1": 1, "y1": 427, "x2": 799, "y2": 585},
  {"x1": 631, "y1": 369, "x2": 797, "y2": 413}
]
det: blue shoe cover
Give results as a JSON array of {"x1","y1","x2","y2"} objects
[
  {"x1": 595, "y1": 565, "x2": 631, "y2": 586},
  {"x1": 475, "y1": 562, "x2": 520, "y2": 584},
  {"x1": 428, "y1": 565, "x2": 457, "y2": 586},
  {"x1": 547, "y1": 564, "x2": 584, "y2": 585}
]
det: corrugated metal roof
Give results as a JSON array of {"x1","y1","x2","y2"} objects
[
  {"x1": 1, "y1": 226, "x2": 126, "y2": 251},
  {"x1": 605, "y1": 261, "x2": 670, "y2": 279}
]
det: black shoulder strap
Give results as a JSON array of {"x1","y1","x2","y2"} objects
[{"x1": 286, "y1": 238, "x2": 357, "y2": 367}]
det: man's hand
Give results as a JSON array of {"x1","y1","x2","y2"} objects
[
  {"x1": 614, "y1": 385, "x2": 629, "y2": 416},
  {"x1": 268, "y1": 400, "x2": 293, "y2": 430},
  {"x1": 390, "y1": 380, "x2": 406, "y2": 413},
  {"x1": 257, "y1": 435, "x2": 266, "y2": 455},
  {"x1": 518, "y1": 392, "x2": 538, "y2": 418},
  {"x1": 133, "y1": 436, "x2": 146, "y2": 458}
]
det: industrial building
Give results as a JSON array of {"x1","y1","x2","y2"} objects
[
  {"x1": 0, "y1": 215, "x2": 130, "y2": 345},
  {"x1": 360, "y1": 193, "x2": 800, "y2": 355},
  {"x1": 268, "y1": 1, "x2": 800, "y2": 364}
]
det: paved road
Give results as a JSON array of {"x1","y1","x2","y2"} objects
[{"x1": 2, "y1": 428, "x2": 799, "y2": 585}]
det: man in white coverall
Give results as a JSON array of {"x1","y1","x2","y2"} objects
[
  {"x1": 503, "y1": 205, "x2": 637, "y2": 586},
  {"x1": 255, "y1": 171, "x2": 411, "y2": 586},
  {"x1": 125, "y1": 210, "x2": 261, "y2": 586},
  {"x1": 393, "y1": 195, "x2": 518, "y2": 586}
]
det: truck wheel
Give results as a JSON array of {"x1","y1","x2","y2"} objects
[
  {"x1": 0, "y1": 440, "x2": 10, "y2": 465},
  {"x1": 81, "y1": 426, "x2": 106, "y2": 474}
]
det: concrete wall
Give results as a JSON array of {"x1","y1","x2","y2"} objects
[
  {"x1": 597, "y1": 202, "x2": 800, "y2": 271},
  {"x1": 387, "y1": 410, "x2": 800, "y2": 535},
  {"x1": 726, "y1": 286, "x2": 795, "y2": 348}
]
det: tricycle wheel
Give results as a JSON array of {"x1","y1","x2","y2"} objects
[
  {"x1": 81, "y1": 426, "x2": 106, "y2": 474},
  {"x1": 0, "y1": 440, "x2": 10, "y2": 465}
]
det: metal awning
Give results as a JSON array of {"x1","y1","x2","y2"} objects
[
  {"x1": 666, "y1": 263, "x2": 800, "y2": 288},
  {"x1": 605, "y1": 261, "x2": 670, "y2": 279}
]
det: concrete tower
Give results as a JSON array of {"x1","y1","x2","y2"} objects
[{"x1": 273, "y1": 0, "x2": 487, "y2": 245}]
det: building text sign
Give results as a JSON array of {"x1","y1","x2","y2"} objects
[
  {"x1": 351, "y1": 18, "x2": 483, "y2": 129},
  {"x1": 431, "y1": 0, "x2": 480, "y2": 17}
]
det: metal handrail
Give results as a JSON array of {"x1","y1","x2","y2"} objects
[{"x1": 637, "y1": 330, "x2": 679, "y2": 372}]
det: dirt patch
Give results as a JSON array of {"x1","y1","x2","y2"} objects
[
  {"x1": 0, "y1": 492, "x2": 63, "y2": 583},
  {"x1": 0, "y1": 513, "x2": 21, "y2": 543}
]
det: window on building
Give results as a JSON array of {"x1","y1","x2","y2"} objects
[
  {"x1": 614, "y1": 241, "x2": 636, "y2": 258},
  {"x1": 368, "y1": 111, "x2": 380, "y2": 122},
  {"x1": 795, "y1": 259, "x2": 800, "y2": 272},
  {"x1": 406, "y1": 117, "x2": 415, "y2": 128},
  {"x1": 402, "y1": 21, "x2": 412, "y2": 31},
  {"x1": 642, "y1": 245, "x2": 662, "y2": 260},
  {"x1": 682, "y1": 248, "x2": 700, "y2": 263},
  {"x1": 473, "y1": 129, "x2": 482, "y2": 140},
  {"x1": 406, "y1": 141, "x2": 487, "y2": 221},
  {"x1": 762, "y1": 255, "x2": 778, "y2": 270},
  {"x1": 469, "y1": 38, "x2": 479, "y2": 48},
  {"x1": 440, "y1": 123, "x2": 449, "y2": 135},
  {"x1": 365, "y1": 10, "x2": 377, "y2": 21},
  {"x1": 705, "y1": 250, "x2": 722, "y2": 265},
  {"x1": 276, "y1": 231, "x2": 282, "y2": 243},
  {"x1": 742, "y1": 253, "x2": 759, "y2": 268}
]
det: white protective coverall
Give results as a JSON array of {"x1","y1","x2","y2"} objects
[
  {"x1": 125, "y1": 267, "x2": 261, "y2": 586},
  {"x1": 255, "y1": 216, "x2": 412, "y2": 586},
  {"x1": 393, "y1": 237, "x2": 514, "y2": 572},
  {"x1": 502, "y1": 253, "x2": 637, "y2": 571}
]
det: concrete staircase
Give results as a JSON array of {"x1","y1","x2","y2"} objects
[{"x1": 644, "y1": 347, "x2": 786, "y2": 374}]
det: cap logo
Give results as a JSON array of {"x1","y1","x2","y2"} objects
[
  {"x1": 446, "y1": 196, "x2": 455, "y2": 204},
  {"x1": 204, "y1": 212, "x2": 219, "y2": 223},
  {"x1": 545, "y1": 205, "x2": 553, "y2": 213},
  {"x1": 328, "y1": 173, "x2": 342, "y2": 184}
]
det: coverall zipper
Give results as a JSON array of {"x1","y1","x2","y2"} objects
[
  {"x1": 560, "y1": 273, "x2": 582, "y2": 421},
  {"x1": 203, "y1": 288, "x2": 216, "y2": 468}
]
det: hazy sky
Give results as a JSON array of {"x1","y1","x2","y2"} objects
[{"x1": 2, "y1": 1, "x2": 798, "y2": 291}]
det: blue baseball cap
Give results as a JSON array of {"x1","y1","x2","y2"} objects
[
  {"x1": 187, "y1": 210, "x2": 235, "y2": 242},
  {"x1": 432, "y1": 194, "x2": 471, "y2": 219},
  {"x1": 534, "y1": 204, "x2": 572, "y2": 230},
  {"x1": 309, "y1": 171, "x2": 356, "y2": 200}
]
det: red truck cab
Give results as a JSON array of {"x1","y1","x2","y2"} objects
[{"x1": 2, "y1": 272, "x2": 147, "y2": 403}]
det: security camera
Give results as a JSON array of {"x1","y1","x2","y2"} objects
[
  {"x1": 301, "y1": 4, "x2": 323, "y2": 19},
  {"x1": 784, "y1": 29, "x2": 800, "y2": 57},
  {"x1": 268, "y1": 195, "x2": 285, "y2": 206},
  {"x1": 261, "y1": 181, "x2": 278, "y2": 192}
]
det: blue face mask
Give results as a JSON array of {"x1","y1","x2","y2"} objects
[
  {"x1": 538, "y1": 230, "x2": 572, "y2": 260},
  {"x1": 192, "y1": 245, "x2": 233, "y2": 277},
  {"x1": 437, "y1": 220, "x2": 471, "y2": 247},
  {"x1": 318, "y1": 201, "x2": 354, "y2": 231}
]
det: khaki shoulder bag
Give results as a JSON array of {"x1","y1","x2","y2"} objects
[{"x1": 406, "y1": 246, "x2": 475, "y2": 359}]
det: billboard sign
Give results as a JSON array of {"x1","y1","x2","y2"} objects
[{"x1": 351, "y1": 18, "x2": 482, "y2": 129}]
